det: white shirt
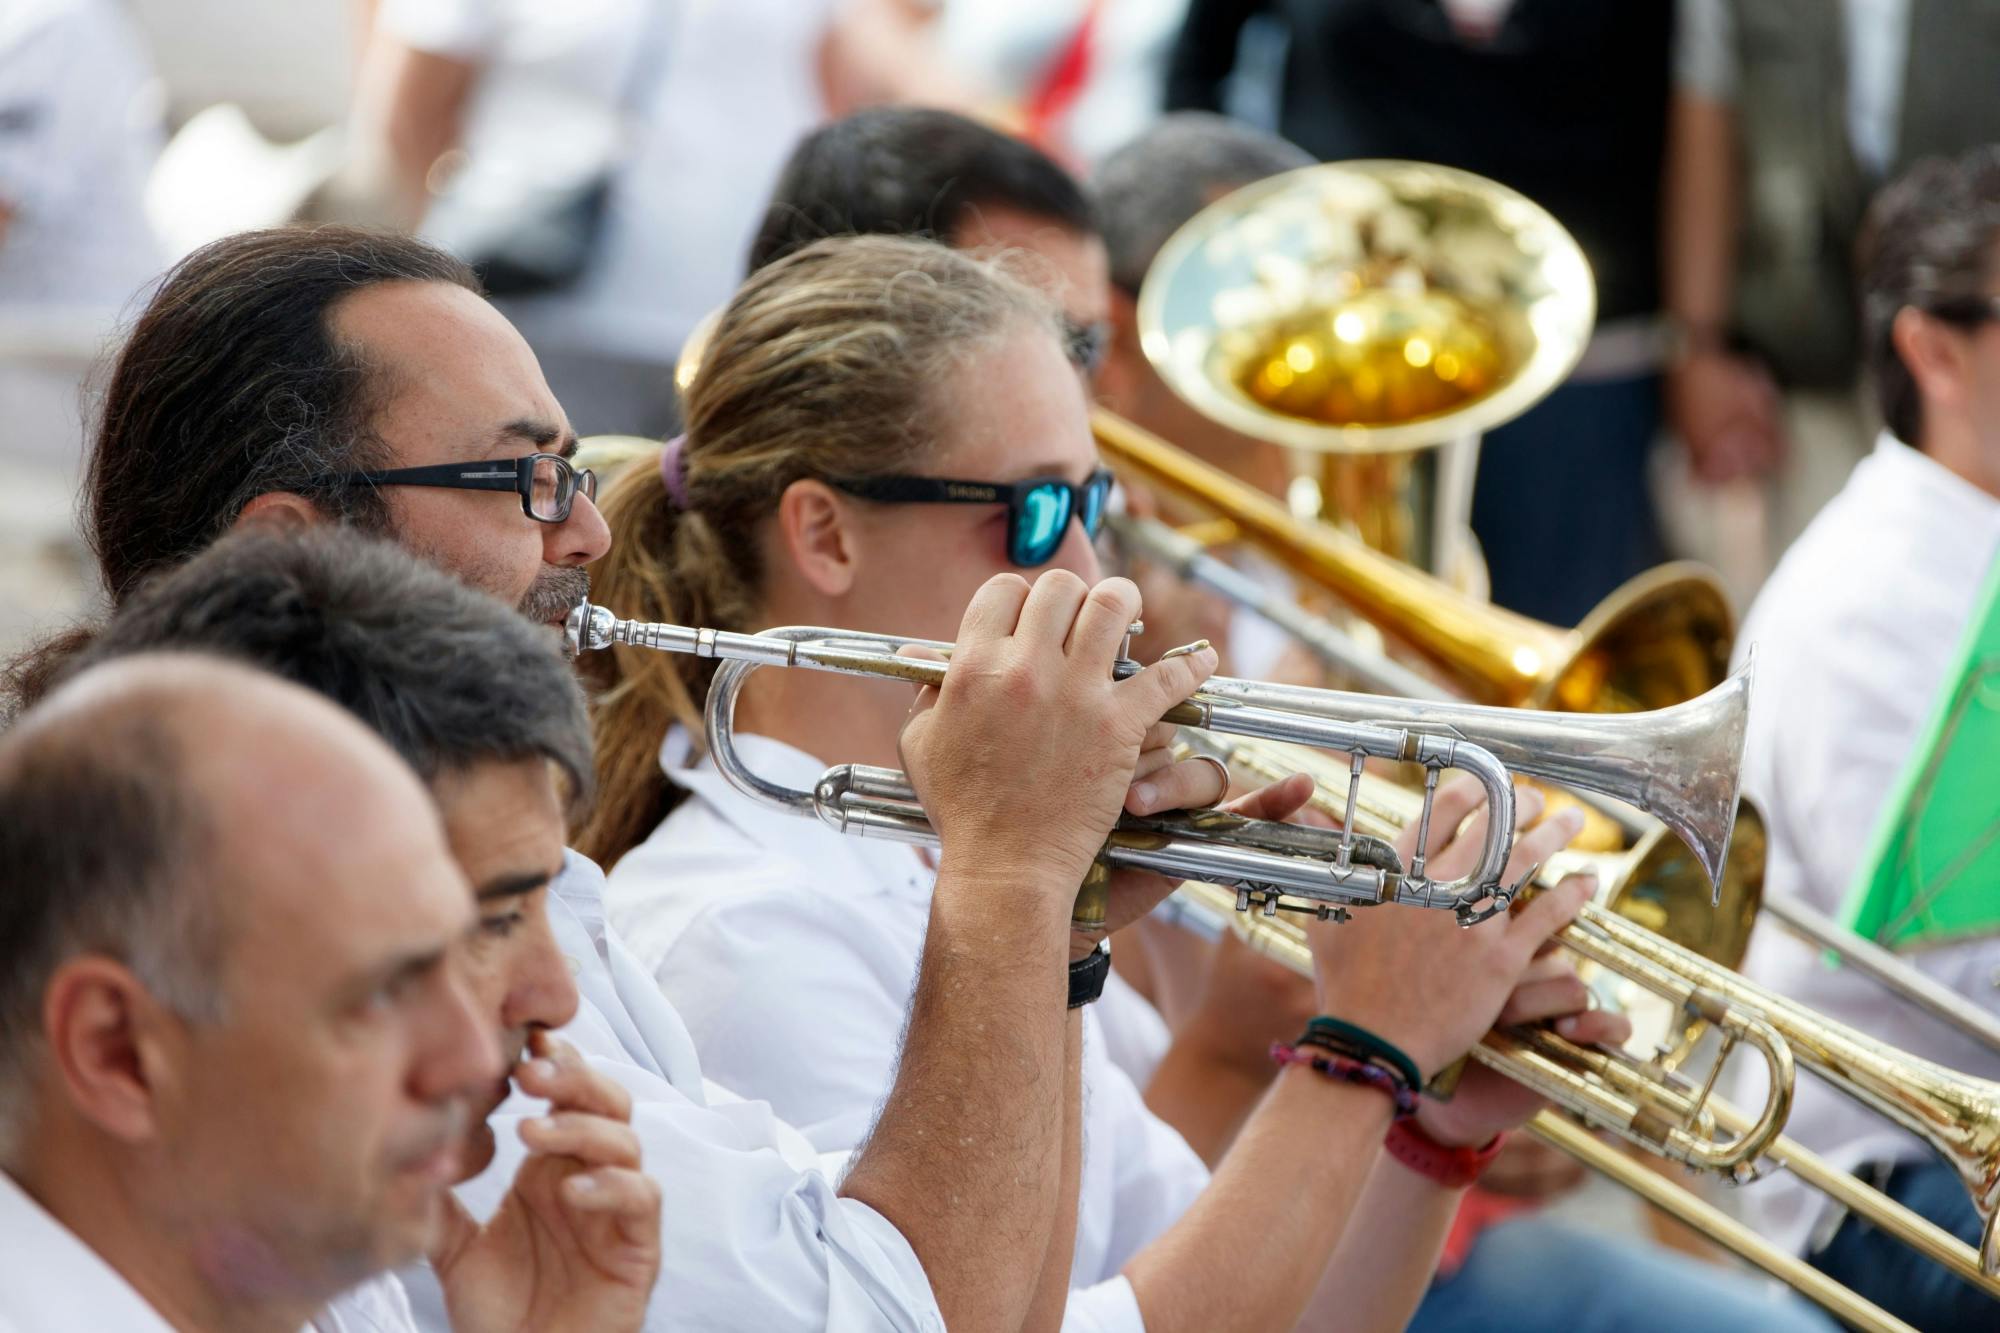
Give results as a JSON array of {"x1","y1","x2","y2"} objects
[
  {"x1": 1731, "y1": 433, "x2": 2000, "y2": 1257},
  {"x1": 382, "y1": 0, "x2": 834, "y2": 365},
  {"x1": 0, "y1": 0, "x2": 163, "y2": 312},
  {"x1": 936, "y1": 0, "x2": 1185, "y2": 166},
  {"x1": 0, "y1": 1169, "x2": 414, "y2": 1333},
  {"x1": 607, "y1": 727, "x2": 1216, "y2": 1333},
  {"x1": 390, "y1": 851, "x2": 945, "y2": 1333}
]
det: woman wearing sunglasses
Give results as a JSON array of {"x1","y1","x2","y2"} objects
[{"x1": 580, "y1": 234, "x2": 1617, "y2": 1333}]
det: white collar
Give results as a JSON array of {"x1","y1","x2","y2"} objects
[
  {"x1": 0, "y1": 1169, "x2": 178, "y2": 1331},
  {"x1": 1869, "y1": 431, "x2": 2000, "y2": 540},
  {"x1": 659, "y1": 726, "x2": 934, "y2": 901}
]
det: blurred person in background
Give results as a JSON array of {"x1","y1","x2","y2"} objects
[
  {"x1": 341, "y1": 0, "x2": 975, "y2": 437},
  {"x1": 1165, "y1": 0, "x2": 1674, "y2": 629},
  {"x1": 1666, "y1": 0, "x2": 2000, "y2": 581},
  {"x1": 1728, "y1": 144, "x2": 2000, "y2": 1333},
  {"x1": 0, "y1": 0, "x2": 164, "y2": 457},
  {"x1": 1091, "y1": 111, "x2": 1315, "y2": 685}
]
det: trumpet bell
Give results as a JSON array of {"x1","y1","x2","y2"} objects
[{"x1": 1202, "y1": 652, "x2": 1755, "y2": 892}]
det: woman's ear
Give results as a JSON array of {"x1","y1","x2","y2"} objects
[{"x1": 776, "y1": 478, "x2": 859, "y2": 598}]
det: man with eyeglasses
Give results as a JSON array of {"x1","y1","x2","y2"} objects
[
  {"x1": 9, "y1": 222, "x2": 1275, "y2": 1333},
  {"x1": 1730, "y1": 145, "x2": 2000, "y2": 1329}
]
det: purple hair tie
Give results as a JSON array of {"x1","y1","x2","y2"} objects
[{"x1": 660, "y1": 433, "x2": 692, "y2": 510}]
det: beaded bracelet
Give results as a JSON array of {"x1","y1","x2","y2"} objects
[
  {"x1": 1297, "y1": 1016, "x2": 1424, "y2": 1090},
  {"x1": 1270, "y1": 1042, "x2": 1420, "y2": 1119}
]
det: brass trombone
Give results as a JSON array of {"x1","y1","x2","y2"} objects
[
  {"x1": 1163, "y1": 884, "x2": 1972, "y2": 1333},
  {"x1": 1177, "y1": 738, "x2": 2000, "y2": 1297},
  {"x1": 1095, "y1": 407, "x2": 1732, "y2": 713}
]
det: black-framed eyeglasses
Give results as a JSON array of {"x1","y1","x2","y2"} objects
[
  {"x1": 1922, "y1": 296, "x2": 2000, "y2": 327},
  {"x1": 332, "y1": 453, "x2": 598, "y2": 523},
  {"x1": 1063, "y1": 317, "x2": 1112, "y2": 377},
  {"x1": 831, "y1": 468, "x2": 1114, "y2": 568}
]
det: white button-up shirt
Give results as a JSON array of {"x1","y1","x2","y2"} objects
[
  {"x1": 607, "y1": 728, "x2": 1216, "y2": 1333},
  {"x1": 391, "y1": 851, "x2": 944, "y2": 1333},
  {"x1": 0, "y1": 1170, "x2": 413, "y2": 1332},
  {"x1": 1732, "y1": 433, "x2": 2000, "y2": 1257}
]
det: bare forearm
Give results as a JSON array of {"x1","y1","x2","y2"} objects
[
  {"x1": 817, "y1": 0, "x2": 980, "y2": 118},
  {"x1": 1663, "y1": 92, "x2": 1740, "y2": 331},
  {"x1": 1296, "y1": 1154, "x2": 1462, "y2": 1331},
  {"x1": 346, "y1": 40, "x2": 476, "y2": 230},
  {"x1": 1021, "y1": 1011, "x2": 1085, "y2": 1332},
  {"x1": 841, "y1": 869, "x2": 1071, "y2": 1331},
  {"x1": 1124, "y1": 1069, "x2": 1393, "y2": 1332},
  {"x1": 1143, "y1": 1034, "x2": 1271, "y2": 1167}
]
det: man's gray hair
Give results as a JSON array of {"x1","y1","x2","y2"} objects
[
  {"x1": 1093, "y1": 113, "x2": 1315, "y2": 295},
  {"x1": 67, "y1": 527, "x2": 595, "y2": 818}
]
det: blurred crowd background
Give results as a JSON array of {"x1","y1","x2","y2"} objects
[{"x1": 4, "y1": 0, "x2": 1992, "y2": 660}]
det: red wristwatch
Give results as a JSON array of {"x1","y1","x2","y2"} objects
[{"x1": 1383, "y1": 1119, "x2": 1505, "y2": 1189}]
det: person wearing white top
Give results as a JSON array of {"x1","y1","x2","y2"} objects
[
  {"x1": 584, "y1": 232, "x2": 1626, "y2": 1332},
  {"x1": 1665, "y1": 0, "x2": 2000, "y2": 579},
  {"x1": 0, "y1": 656, "x2": 659, "y2": 1333},
  {"x1": 1729, "y1": 147, "x2": 2000, "y2": 1329},
  {"x1": 745, "y1": 110, "x2": 1339, "y2": 1151},
  {"x1": 50, "y1": 224, "x2": 1291, "y2": 1332},
  {"x1": 69, "y1": 525, "x2": 938, "y2": 1333},
  {"x1": 344, "y1": 0, "x2": 982, "y2": 436},
  {"x1": 0, "y1": 0, "x2": 165, "y2": 463}
]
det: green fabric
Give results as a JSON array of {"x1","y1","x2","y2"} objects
[{"x1": 1844, "y1": 552, "x2": 2000, "y2": 950}]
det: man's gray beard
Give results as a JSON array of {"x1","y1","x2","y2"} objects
[{"x1": 520, "y1": 566, "x2": 590, "y2": 631}]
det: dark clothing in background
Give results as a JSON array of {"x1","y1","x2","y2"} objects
[
  {"x1": 1166, "y1": 0, "x2": 1673, "y2": 324},
  {"x1": 1167, "y1": 0, "x2": 1673, "y2": 624}
]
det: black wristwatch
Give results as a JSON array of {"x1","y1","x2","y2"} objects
[{"x1": 1068, "y1": 940, "x2": 1112, "y2": 1009}]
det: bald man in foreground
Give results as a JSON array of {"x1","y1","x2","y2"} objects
[{"x1": 0, "y1": 657, "x2": 660, "y2": 1332}]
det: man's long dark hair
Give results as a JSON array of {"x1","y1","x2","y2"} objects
[
  {"x1": 4, "y1": 228, "x2": 482, "y2": 723},
  {"x1": 86, "y1": 225, "x2": 480, "y2": 603}
]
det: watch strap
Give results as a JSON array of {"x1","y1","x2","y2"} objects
[
  {"x1": 1383, "y1": 1118, "x2": 1504, "y2": 1190},
  {"x1": 1068, "y1": 940, "x2": 1111, "y2": 1008}
]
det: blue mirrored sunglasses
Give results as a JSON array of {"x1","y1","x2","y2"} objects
[{"x1": 831, "y1": 468, "x2": 1115, "y2": 568}]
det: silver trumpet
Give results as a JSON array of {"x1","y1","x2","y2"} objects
[{"x1": 567, "y1": 600, "x2": 1754, "y2": 924}]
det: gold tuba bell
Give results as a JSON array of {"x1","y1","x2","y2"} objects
[
  {"x1": 1134, "y1": 159, "x2": 1595, "y2": 580},
  {"x1": 1107, "y1": 159, "x2": 1733, "y2": 712}
]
